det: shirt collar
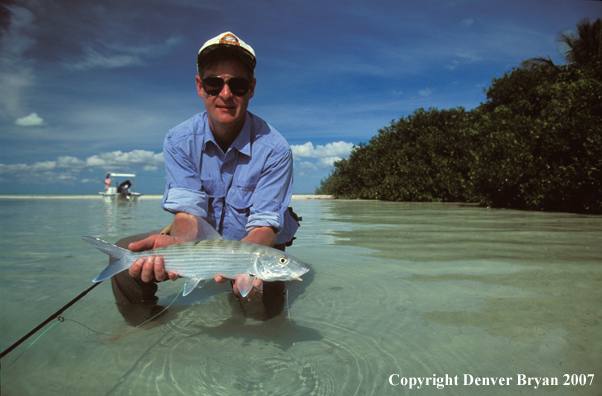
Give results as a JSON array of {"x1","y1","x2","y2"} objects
[
  {"x1": 203, "y1": 112, "x2": 252, "y2": 157},
  {"x1": 230, "y1": 113, "x2": 252, "y2": 157}
]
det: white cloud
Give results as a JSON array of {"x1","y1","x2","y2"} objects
[
  {"x1": 85, "y1": 150, "x2": 164, "y2": 168},
  {"x1": 56, "y1": 156, "x2": 86, "y2": 168},
  {"x1": 66, "y1": 36, "x2": 182, "y2": 71},
  {"x1": 56, "y1": 173, "x2": 77, "y2": 182},
  {"x1": 103, "y1": 36, "x2": 182, "y2": 57},
  {"x1": 456, "y1": 51, "x2": 482, "y2": 62},
  {"x1": 15, "y1": 112, "x2": 46, "y2": 127},
  {"x1": 0, "y1": 155, "x2": 90, "y2": 174},
  {"x1": 448, "y1": 51, "x2": 483, "y2": 70},
  {"x1": 0, "y1": 6, "x2": 36, "y2": 119},
  {"x1": 297, "y1": 161, "x2": 317, "y2": 171},
  {"x1": 461, "y1": 19, "x2": 474, "y2": 28},
  {"x1": 30, "y1": 161, "x2": 56, "y2": 172},
  {"x1": 316, "y1": 157, "x2": 341, "y2": 169},
  {"x1": 67, "y1": 47, "x2": 142, "y2": 70},
  {"x1": 0, "y1": 150, "x2": 164, "y2": 185},
  {"x1": 294, "y1": 161, "x2": 318, "y2": 177},
  {"x1": 290, "y1": 141, "x2": 353, "y2": 177},
  {"x1": 291, "y1": 141, "x2": 354, "y2": 159},
  {"x1": 418, "y1": 88, "x2": 432, "y2": 97}
]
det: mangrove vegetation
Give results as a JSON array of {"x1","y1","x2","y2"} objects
[{"x1": 316, "y1": 18, "x2": 602, "y2": 214}]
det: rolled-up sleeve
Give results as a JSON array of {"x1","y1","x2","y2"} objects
[
  {"x1": 161, "y1": 128, "x2": 209, "y2": 218},
  {"x1": 159, "y1": 111, "x2": 298, "y2": 243},
  {"x1": 246, "y1": 145, "x2": 294, "y2": 233}
]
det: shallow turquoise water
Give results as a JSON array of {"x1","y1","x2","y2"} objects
[{"x1": 1, "y1": 198, "x2": 601, "y2": 395}]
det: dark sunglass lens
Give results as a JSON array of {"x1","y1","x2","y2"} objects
[
  {"x1": 202, "y1": 77, "x2": 249, "y2": 96},
  {"x1": 228, "y1": 78, "x2": 250, "y2": 96},
  {"x1": 203, "y1": 77, "x2": 224, "y2": 88},
  {"x1": 202, "y1": 77, "x2": 224, "y2": 95}
]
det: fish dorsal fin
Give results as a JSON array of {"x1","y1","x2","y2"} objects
[{"x1": 195, "y1": 216, "x2": 223, "y2": 241}]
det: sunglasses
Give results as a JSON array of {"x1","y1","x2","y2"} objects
[{"x1": 202, "y1": 76, "x2": 251, "y2": 97}]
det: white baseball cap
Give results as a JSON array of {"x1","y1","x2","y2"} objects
[{"x1": 197, "y1": 32, "x2": 256, "y2": 72}]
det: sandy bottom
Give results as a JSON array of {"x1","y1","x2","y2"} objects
[{"x1": 1, "y1": 199, "x2": 600, "y2": 395}]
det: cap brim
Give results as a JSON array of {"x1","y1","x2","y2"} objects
[{"x1": 197, "y1": 45, "x2": 256, "y2": 71}]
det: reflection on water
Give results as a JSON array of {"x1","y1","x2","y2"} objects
[
  {"x1": 101, "y1": 200, "x2": 149, "y2": 237},
  {"x1": 1, "y1": 198, "x2": 601, "y2": 395}
]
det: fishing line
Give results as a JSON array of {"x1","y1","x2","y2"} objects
[
  {"x1": 286, "y1": 287, "x2": 296, "y2": 346},
  {"x1": 62, "y1": 282, "x2": 184, "y2": 338},
  {"x1": 0, "y1": 281, "x2": 103, "y2": 360},
  {"x1": 0, "y1": 283, "x2": 184, "y2": 374}
]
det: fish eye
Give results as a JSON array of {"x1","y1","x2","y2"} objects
[{"x1": 278, "y1": 257, "x2": 288, "y2": 265}]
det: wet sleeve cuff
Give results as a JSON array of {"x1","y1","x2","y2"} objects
[
  {"x1": 162, "y1": 187, "x2": 208, "y2": 218},
  {"x1": 246, "y1": 211, "x2": 281, "y2": 233}
]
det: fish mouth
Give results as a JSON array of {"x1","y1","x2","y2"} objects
[{"x1": 299, "y1": 265, "x2": 310, "y2": 275}]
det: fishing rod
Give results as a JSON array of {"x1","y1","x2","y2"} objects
[{"x1": 0, "y1": 281, "x2": 103, "y2": 359}]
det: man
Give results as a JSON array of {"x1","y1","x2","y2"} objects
[
  {"x1": 111, "y1": 32, "x2": 299, "y2": 321},
  {"x1": 104, "y1": 173, "x2": 112, "y2": 191}
]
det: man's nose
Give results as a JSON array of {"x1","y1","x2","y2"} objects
[{"x1": 218, "y1": 82, "x2": 233, "y2": 99}]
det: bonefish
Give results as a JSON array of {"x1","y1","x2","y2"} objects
[{"x1": 83, "y1": 219, "x2": 309, "y2": 297}]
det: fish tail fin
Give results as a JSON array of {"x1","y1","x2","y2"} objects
[{"x1": 82, "y1": 236, "x2": 134, "y2": 282}]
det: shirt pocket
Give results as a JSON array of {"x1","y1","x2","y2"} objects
[
  {"x1": 200, "y1": 179, "x2": 226, "y2": 198},
  {"x1": 224, "y1": 182, "x2": 256, "y2": 239},
  {"x1": 226, "y1": 182, "x2": 256, "y2": 212}
]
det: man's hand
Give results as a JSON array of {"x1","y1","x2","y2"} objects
[
  {"x1": 215, "y1": 226, "x2": 277, "y2": 298},
  {"x1": 128, "y1": 213, "x2": 198, "y2": 283},
  {"x1": 215, "y1": 274, "x2": 263, "y2": 297},
  {"x1": 128, "y1": 234, "x2": 184, "y2": 282}
]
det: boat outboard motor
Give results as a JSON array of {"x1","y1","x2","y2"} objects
[{"x1": 117, "y1": 180, "x2": 132, "y2": 201}]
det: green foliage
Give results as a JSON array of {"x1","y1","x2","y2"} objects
[
  {"x1": 316, "y1": 19, "x2": 602, "y2": 213},
  {"x1": 558, "y1": 17, "x2": 602, "y2": 78},
  {"x1": 317, "y1": 107, "x2": 480, "y2": 202},
  {"x1": 471, "y1": 66, "x2": 602, "y2": 213}
]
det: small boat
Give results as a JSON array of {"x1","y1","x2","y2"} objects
[{"x1": 99, "y1": 173, "x2": 143, "y2": 203}]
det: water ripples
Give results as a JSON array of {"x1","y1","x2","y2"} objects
[{"x1": 5, "y1": 199, "x2": 601, "y2": 395}]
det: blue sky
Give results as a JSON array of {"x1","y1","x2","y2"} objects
[{"x1": 1, "y1": 0, "x2": 600, "y2": 195}]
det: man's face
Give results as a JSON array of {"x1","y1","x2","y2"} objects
[{"x1": 196, "y1": 59, "x2": 256, "y2": 135}]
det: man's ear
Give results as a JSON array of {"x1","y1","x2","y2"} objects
[
  {"x1": 195, "y1": 76, "x2": 205, "y2": 98},
  {"x1": 248, "y1": 78, "x2": 257, "y2": 99}
]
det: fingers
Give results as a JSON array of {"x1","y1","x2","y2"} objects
[
  {"x1": 128, "y1": 256, "x2": 172, "y2": 283},
  {"x1": 128, "y1": 236, "x2": 156, "y2": 252},
  {"x1": 140, "y1": 256, "x2": 161, "y2": 283},
  {"x1": 232, "y1": 276, "x2": 243, "y2": 297},
  {"x1": 128, "y1": 258, "x2": 144, "y2": 278},
  {"x1": 126, "y1": 235, "x2": 185, "y2": 283},
  {"x1": 168, "y1": 271, "x2": 179, "y2": 281},
  {"x1": 214, "y1": 275, "x2": 229, "y2": 284},
  {"x1": 230, "y1": 275, "x2": 263, "y2": 298},
  {"x1": 243, "y1": 278, "x2": 263, "y2": 298},
  {"x1": 129, "y1": 234, "x2": 187, "y2": 253},
  {"x1": 152, "y1": 256, "x2": 167, "y2": 282},
  {"x1": 214, "y1": 275, "x2": 246, "y2": 297}
]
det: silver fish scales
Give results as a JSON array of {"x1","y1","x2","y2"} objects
[{"x1": 83, "y1": 234, "x2": 309, "y2": 297}]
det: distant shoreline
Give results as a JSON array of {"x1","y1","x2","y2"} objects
[{"x1": 0, "y1": 194, "x2": 335, "y2": 200}]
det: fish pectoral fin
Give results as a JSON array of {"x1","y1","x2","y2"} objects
[
  {"x1": 183, "y1": 278, "x2": 206, "y2": 296},
  {"x1": 237, "y1": 274, "x2": 256, "y2": 298}
]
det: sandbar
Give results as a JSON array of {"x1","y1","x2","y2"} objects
[{"x1": 0, "y1": 194, "x2": 334, "y2": 200}]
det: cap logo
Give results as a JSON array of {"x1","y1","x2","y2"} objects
[{"x1": 219, "y1": 33, "x2": 240, "y2": 46}]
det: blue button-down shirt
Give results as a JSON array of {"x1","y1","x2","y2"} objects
[{"x1": 161, "y1": 111, "x2": 298, "y2": 244}]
